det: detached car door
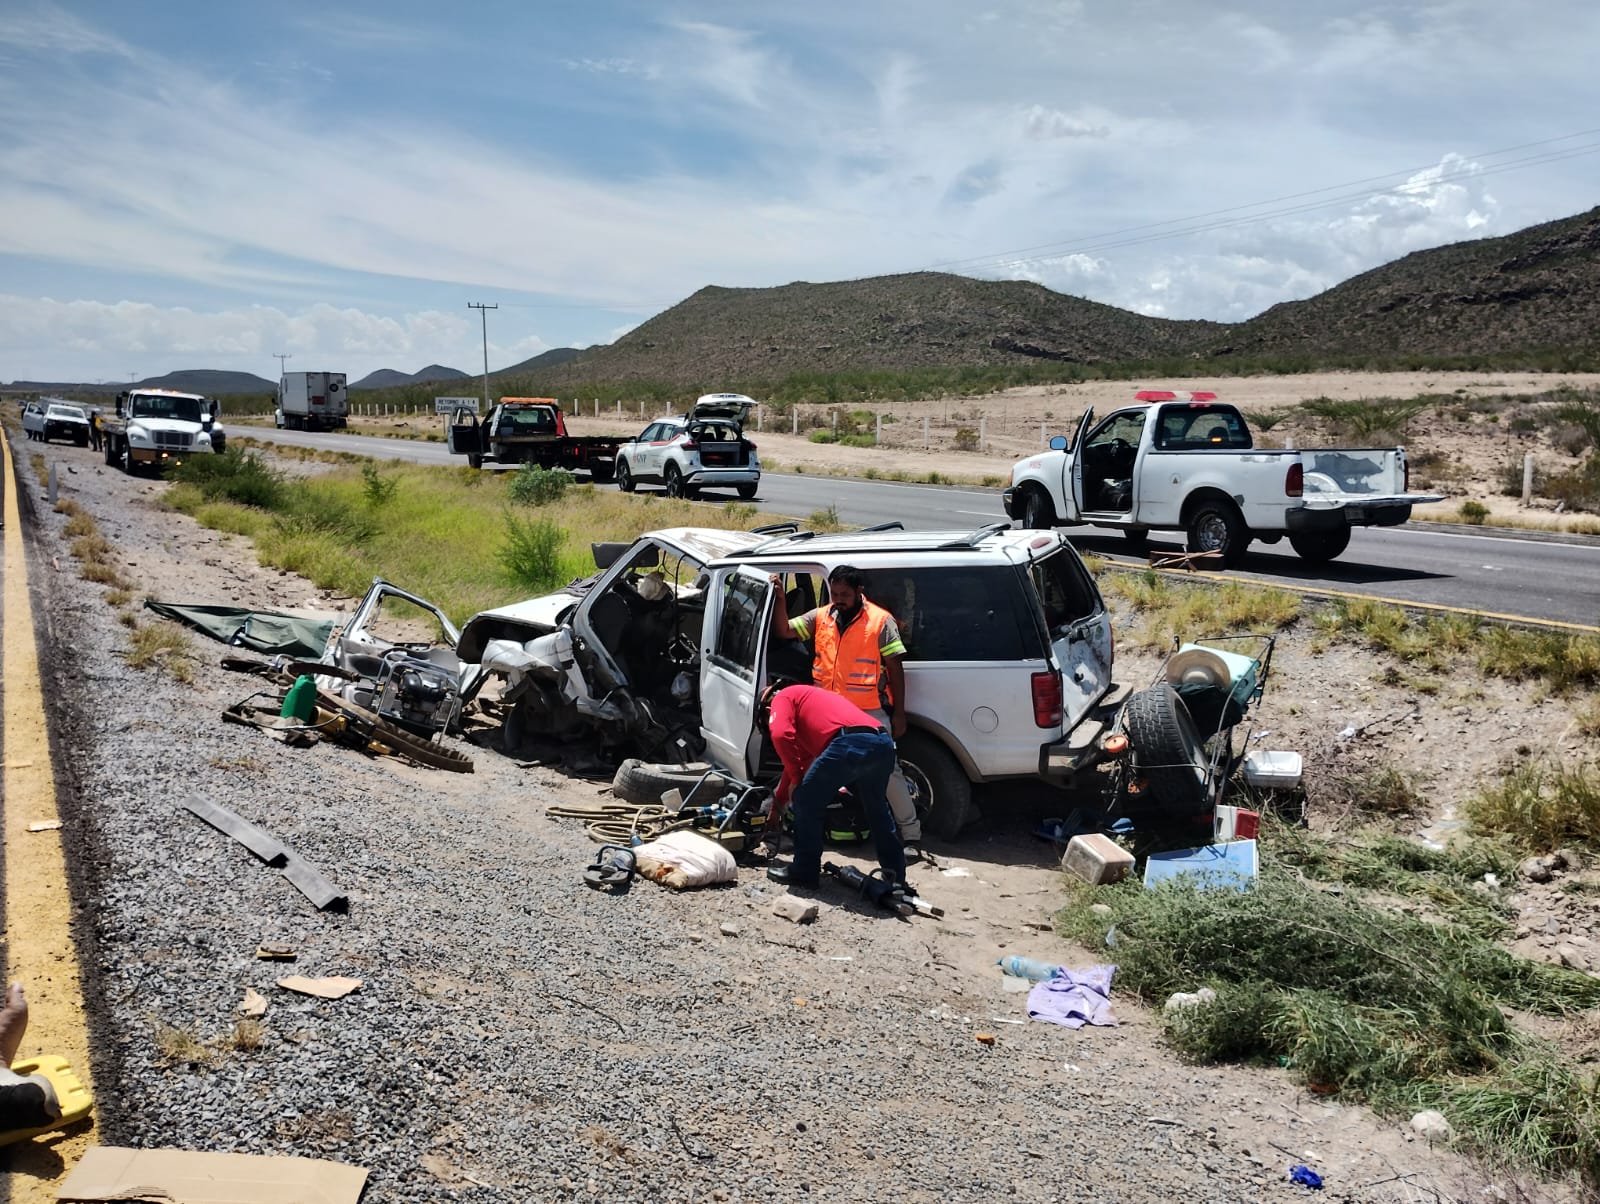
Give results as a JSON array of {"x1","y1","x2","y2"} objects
[{"x1": 699, "y1": 567, "x2": 776, "y2": 780}]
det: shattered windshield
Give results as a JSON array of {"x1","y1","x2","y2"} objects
[{"x1": 131, "y1": 394, "x2": 204, "y2": 422}]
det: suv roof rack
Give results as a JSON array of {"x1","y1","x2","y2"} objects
[
  {"x1": 859, "y1": 521, "x2": 905, "y2": 533},
  {"x1": 937, "y1": 521, "x2": 1013, "y2": 550},
  {"x1": 747, "y1": 528, "x2": 815, "y2": 554},
  {"x1": 749, "y1": 521, "x2": 800, "y2": 536}
]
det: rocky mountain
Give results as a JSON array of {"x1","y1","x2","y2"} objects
[
  {"x1": 135, "y1": 369, "x2": 277, "y2": 394},
  {"x1": 350, "y1": 364, "x2": 469, "y2": 390}
]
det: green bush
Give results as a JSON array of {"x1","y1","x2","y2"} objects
[
  {"x1": 807, "y1": 430, "x2": 838, "y2": 444},
  {"x1": 507, "y1": 465, "x2": 575, "y2": 506},
  {"x1": 360, "y1": 462, "x2": 398, "y2": 507},
  {"x1": 1458, "y1": 499, "x2": 1490, "y2": 524},
  {"x1": 1468, "y1": 758, "x2": 1600, "y2": 852},
  {"x1": 498, "y1": 510, "x2": 567, "y2": 589},
  {"x1": 171, "y1": 450, "x2": 284, "y2": 510}
]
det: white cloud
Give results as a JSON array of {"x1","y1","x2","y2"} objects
[
  {"x1": 0, "y1": 5, "x2": 132, "y2": 58},
  {"x1": 1022, "y1": 105, "x2": 1108, "y2": 141}
]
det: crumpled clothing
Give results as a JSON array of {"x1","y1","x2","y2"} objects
[{"x1": 1026, "y1": 964, "x2": 1118, "y2": 1029}]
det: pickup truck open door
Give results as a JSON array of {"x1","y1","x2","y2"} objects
[
  {"x1": 446, "y1": 409, "x2": 485, "y2": 458},
  {"x1": 1065, "y1": 407, "x2": 1095, "y2": 523},
  {"x1": 699, "y1": 567, "x2": 777, "y2": 780}
]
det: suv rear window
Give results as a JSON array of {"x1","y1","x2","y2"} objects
[
  {"x1": 860, "y1": 567, "x2": 1044, "y2": 662},
  {"x1": 1153, "y1": 405, "x2": 1253, "y2": 451},
  {"x1": 1030, "y1": 549, "x2": 1101, "y2": 636}
]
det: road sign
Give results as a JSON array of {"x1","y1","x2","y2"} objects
[{"x1": 435, "y1": 396, "x2": 479, "y2": 415}]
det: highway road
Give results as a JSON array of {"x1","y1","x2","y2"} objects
[{"x1": 246, "y1": 425, "x2": 1600, "y2": 629}]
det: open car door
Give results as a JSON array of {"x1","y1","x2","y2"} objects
[
  {"x1": 699, "y1": 567, "x2": 776, "y2": 780},
  {"x1": 447, "y1": 410, "x2": 484, "y2": 456},
  {"x1": 1067, "y1": 406, "x2": 1095, "y2": 521}
]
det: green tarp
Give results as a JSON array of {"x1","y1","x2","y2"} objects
[{"x1": 144, "y1": 601, "x2": 336, "y2": 659}]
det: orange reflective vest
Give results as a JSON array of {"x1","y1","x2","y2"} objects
[{"x1": 811, "y1": 600, "x2": 891, "y2": 711}]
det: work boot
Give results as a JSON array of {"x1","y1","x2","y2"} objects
[{"x1": 766, "y1": 863, "x2": 820, "y2": 889}]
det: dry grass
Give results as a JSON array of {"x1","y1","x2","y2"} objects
[
  {"x1": 125, "y1": 620, "x2": 195, "y2": 681},
  {"x1": 103, "y1": 587, "x2": 135, "y2": 607},
  {"x1": 231, "y1": 1019, "x2": 267, "y2": 1051},
  {"x1": 153, "y1": 1022, "x2": 213, "y2": 1067}
]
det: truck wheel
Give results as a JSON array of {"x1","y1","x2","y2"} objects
[
  {"x1": 467, "y1": 453, "x2": 483, "y2": 470},
  {"x1": 737, "y1": 482, "x2": 758, "y2": 500},
  {"x1": 1123, "y1": 684, "x2": 1211, "y2": 818},
  {"x1": 1020, "y1": 486, "x2": 1055, "y2": 530},
  {"x1": 611, "y1": 759, "x2": 720, "y2": 807},
  {"x1": 589, "y1": 462, "x2": 615, "y2": 484},
  {"x1": 664, "y1": 464, "x2": 687, "y2": 498},
  {"x1": 1186, "y1": 500, "x2": 1248, "y2": 566},
  {"x1": 103, "y1": 438, "x2": 117, "y2": 467},
  {"x1": 118, "y1": 440, "x2": 136, "y2": 476},
  {"x1": 1288, "y1": 528, "x2": 1351, "y2": 564},
  {"x1": 897, "y1": 731, "x2": 973, "y2": 841},
  {"x1": 1124, "y1": 527, "x2": 1151, "y2": 552},
  {"x1": 615, "y1": 461, "x2": 635, "y2": 493}
]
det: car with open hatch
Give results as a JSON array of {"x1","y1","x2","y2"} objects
[{"x1": 613, "y1": 393, "x2": 761, "y2": 499}]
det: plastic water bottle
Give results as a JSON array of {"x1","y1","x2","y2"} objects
[{"x1": 998, "y1": 955, "x2": 1062, "y2": 982}]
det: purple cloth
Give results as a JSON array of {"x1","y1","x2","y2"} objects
[{"x1": 1026, "y1": 964, "x2": 1118, "y2": 1029}]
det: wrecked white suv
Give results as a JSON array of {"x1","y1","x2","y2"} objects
[{"x1": 457, "y1": 521, "x2": 1121, "y2": 838}]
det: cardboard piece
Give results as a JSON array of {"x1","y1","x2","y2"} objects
[
  {"x1": 256, "y1": 942, "x2": 297, "y2": 961},
  {"x1": 28, "y1": 820, "x2": 63, "y2": 832},
  {"x1": 58, "y1": 1145, "x2": 368, "y2": 1203},
  {"x1": 237, "y1": 988, "x2": 268, "y2": 1017},
  {"x1": 276, "y1": 975, "x2": 362, "y2": 1000}
]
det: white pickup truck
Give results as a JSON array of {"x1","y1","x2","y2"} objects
[{"x1": 1003, "y1": 392, "x2": 1442, "y2": 565}]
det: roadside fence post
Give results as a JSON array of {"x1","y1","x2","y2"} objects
[
  {"x1": 1523, "y1": 452, "x2": 1535, "y2": 504},
  {"x1": 832, "y1": 411, "x2": 838, "y2": 434},
  {"x1": 979, "y1": 417, "x2": 987, "y2": 453},
  {"x1": 875, "y1": 413, "x2": 882, "y2": 443},
  {"x1": 923, "y1": 416, "x2": 929, "y2": 446},
  {"x1": 756, "y1": 407, "x2": 763, "y2": 432},
  {"x1": 792, "y1": 409, "x2": 798, "y2": 435},
  {"x1": 48, "y1": 462, "x2": 58, "y2": 507}
]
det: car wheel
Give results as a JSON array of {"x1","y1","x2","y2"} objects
[
  {"x1": 897, "y1": 731, "x2": 973, "y2": 841},
  {"x1": 611, "y1": 759, "x2": 720, "y2": 807},
  {"x1": 664, "y1": 464, "x2": 686, "y2": 498},
  {"x1": 737, "y1": 482, "x2": 758, "y2": 500},
  {"x1": 616, "y1": 461, "x2": 635, "y2": 493},
  {"x1": 1186, "y1": 499, "x2": 1248, "y2": 566},
  {"x1": 1021, "y1": 486, "x2": 1055, "y2": 530},
  {"x1": 1288, "y1": 528, "x2": 1351, "y2": 564},
  {"x1": 1124, "y1": 527, "x2": 1150, "y2": 552},
  {"x1": 1123, "y1": 684, "x2": 1211, "y2": 818}
]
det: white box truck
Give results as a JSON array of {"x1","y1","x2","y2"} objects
[{"x1": 275, "y1": 371, "x2": 349, "y2": 431}]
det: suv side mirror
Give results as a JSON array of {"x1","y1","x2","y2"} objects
[{"x1": 1049, "y1": 435, "x2": 1068, "y2": 451}]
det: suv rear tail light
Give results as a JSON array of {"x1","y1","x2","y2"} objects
[
  {"x1": 679, "y1": 437, "x2": 698, "y2": 450},
  {"x1": 1031, "y1": 670, "x2": 1063, "y2": 728},
  {"x1": 1286, "y1": 462, "x2": 1304, "y2": 498}
]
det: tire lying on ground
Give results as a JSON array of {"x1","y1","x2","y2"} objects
[
  {"x1": 1123, "y1": 684, "x2": 1210, "y2": 817},
  {"x1": 611, "y1": 759, "x2": 721, "y2": 807}
]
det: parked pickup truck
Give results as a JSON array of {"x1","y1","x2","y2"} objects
[
  {"x1": 1003, "y1": 391, "x2": 1443, "y2": 565},
  {"x1": 446, "y1": 398, "x2": 619, "y2": 480},
  {"x1": 456, "y1": 521, "x2": 1126, "y2": 838}
]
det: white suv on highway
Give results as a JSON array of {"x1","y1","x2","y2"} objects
[
  {"x1": 458, "y1": 521, "x2": 1121, "y2": 838},
  {"x1": 613, "y1": 393, "x2": 761, "y2": 499}
]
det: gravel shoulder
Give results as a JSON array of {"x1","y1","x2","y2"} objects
[{"x1": 9, "y1": 434, "x2": 1581, "y2": 1203}]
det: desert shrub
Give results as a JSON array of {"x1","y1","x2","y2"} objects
[
  {"x1": 1314, "y1": 762, "x2": 1428, "y2": 819},
  {"x1": 360, "y1": 462, "x2": 399, "y2": 506},
  {"x1": 952, "y1": 426, "x2": 979, "y2": 451},
  {"x1": 1241, "y1": 408, "x2": 1290, "y2": 431},
  {"x1": 498, "y1": 510, "x2": 567, "y2": 589},
  {"x1": 838, "y1": 432, "x2": 876, "y2": 448},
  {"x1": 1555, "y1": 398, "x2": 1600, "y2": 450},
  {"x1": 507, "y1": 464, "x2": 575, "y2": 506},
  {"x1": 1058, "y1": 872, "x2": 1600, "y2": 1178},
  {"x1": 1458, "y1": 500, "x2": 1489, "y2": 524},
  {"x1": 1468, "y1": 758, "x2": 1600, "y2": 852},
  {"x1": 172, "y1": 450, "x2": 284, "y2": 509},
  {"x1": 807, "y1": 430, "x2": 838, "y2": 444},
  {"x1": 1543, "y1": 457, "x2": 1600, "y2": 513}
]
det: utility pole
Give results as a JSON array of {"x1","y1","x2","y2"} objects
[
  {"x1": 273, "y1": 353, "x2": 291, "y2": 380},
  {"x1": 467, "y1": 302, "x2": 497, "y2": 410}
]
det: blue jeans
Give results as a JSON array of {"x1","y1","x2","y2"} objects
[{"x1": 790, "y1": 730, "x2": 906, "y2": 884}]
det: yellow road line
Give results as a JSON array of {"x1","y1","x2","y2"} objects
[
  {"x1": 1100, "y1": 558, "x2": 1600, "y2": 635},
  {"x1": 1, "y1": 431, "x2": 95, "y2": 1190}
]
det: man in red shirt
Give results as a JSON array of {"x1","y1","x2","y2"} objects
[{"x1": 760, "y1": 683, "x2": 907, "y2": 890}]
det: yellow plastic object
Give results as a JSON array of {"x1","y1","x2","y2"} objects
[{"x1": 0, "y1": 1055, "x2": 93, "y2": 1145}]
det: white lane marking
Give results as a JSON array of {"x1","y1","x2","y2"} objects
[{"x1": 1384, "y1": 526, "x2": 1600, "y2": 553}]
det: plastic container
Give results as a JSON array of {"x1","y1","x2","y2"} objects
[
  {"x1": 279, "y1": 674, "x2": 317, "y2": 724},
  {"x1": 1061, "y1": 833, "x2": 1135, "y2": 885},
  {"x1": 1243, "y1": 749, "x2": 1302, "y2": 789},
  {"x1": 998, "y1": 955, "x2": 1062, "y2": 982}
]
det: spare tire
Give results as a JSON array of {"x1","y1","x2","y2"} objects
[
  {"x1": 612, "y1": 759, "x2": 721, "y2": 807},
  {"x1": 1123, "y1": 684, "x2": 1210, "y2": 816}
]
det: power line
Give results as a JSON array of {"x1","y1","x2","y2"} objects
[
  {"x1": 927, "y1": 128, "x2": 1600, "y2": 276},
  {"x1": 272, "y1": 352, "x2": 291, "y2": 378}
]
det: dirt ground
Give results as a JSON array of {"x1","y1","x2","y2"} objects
[{"x1": 45, "y1": 375, "x2": 1600, "y2": 1199}]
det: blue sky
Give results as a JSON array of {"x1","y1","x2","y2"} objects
[{"x1": 2, "y1": 1, "x2": 1597, "y2": 384}]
